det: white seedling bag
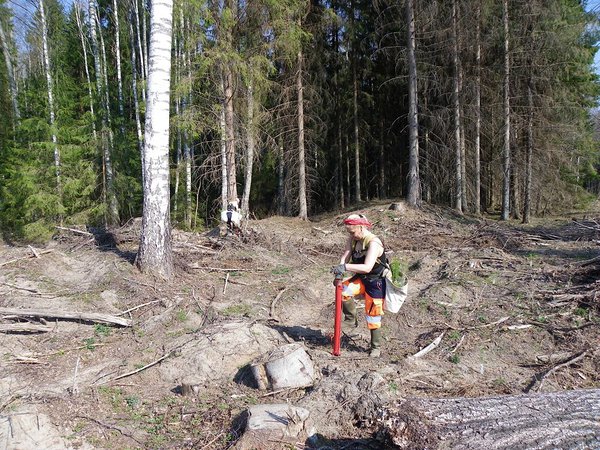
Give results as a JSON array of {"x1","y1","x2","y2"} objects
[{"x1": 384, "y1": 276, "x2": 408, "y2": 313}]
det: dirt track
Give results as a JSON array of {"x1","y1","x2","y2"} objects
[{"x1": 1, "y1": 202, "x2": 599, "y2": 449}]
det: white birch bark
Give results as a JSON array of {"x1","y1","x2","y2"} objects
[
  {"x1": 142, "y1": 0, "x2": 149, "y2": 79},
  {"x1": 137, "y1": 0, "x2": 174, "y2": 278},
  {"x1": 96, "y1": 12, "x2": 112, "y2": 127},
  {"x1": 112, "y1": 0, "x2": 125, "y2": 130},
  {"x1": 241, "y1": 82, "x2": 255, "y2": 219},
  {"x1": 183, "y1": 16, "x2": 192, "y2": 228},
  {"x1": 405, "y1": 0, "x2": 420, "y2": 207},
  {"x1": 128, "y1": 13, "x2": 144, "y2": 157},
  {"x1": 501, "y1": 0, "x2": 511, "y2": 221},
  {"x1": 39, "y1": 0, "x2": 61, "y2": 193},
  {"x1": 0, "y1": 18, "x2": 19, "y2": 123},
  {"x1": 133, "y1": 0, "x2": 146, "y2": 83},
  {"x1": 451, "y1": 0, "x2": 462, "y2": 212},
  {"x1": 297, "y1": 49, "x2": 308, "y2": 219},
  {"x1": 74, "y1": 2, "x2": 97, "y2": 141}
]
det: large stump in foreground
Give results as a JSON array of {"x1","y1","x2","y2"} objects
[{"x1": 379, "y1": 389, "x2": 600, "y2": 449}]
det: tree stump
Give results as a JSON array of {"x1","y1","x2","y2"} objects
[
  {"x1": 249, "y1": 343, "x2": 316, "y2": 391},
  {"x1": 379, "y1": 388, "x2": 600, "y2": 449},
  {"x1": 180, "y1": 376, "x2": 203, "y2": 396},
  {"x1": 388, "y1": 202, "x2": 407, "y2": 212},
  {"x1": 234, "y1": 403, "x2": 314, "y2": 450}
]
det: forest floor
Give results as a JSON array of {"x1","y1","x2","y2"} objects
[{"x1": 1, "y1": 200, "x2": 599, "y2": 449}]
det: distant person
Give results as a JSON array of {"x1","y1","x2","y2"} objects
[
  {"x1": 220, "y1": 199, "x2": 242, "y2": 234},
  {"x1": 332, "y1": 213, "x2": 388, "y2": 357}
]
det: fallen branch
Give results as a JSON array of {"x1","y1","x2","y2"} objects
[
  {"x1": 0, "y1": 308, "x2": 132, "y2": 327},
  {"x1": 410, "y1": 332, "x2": 445, "y2": 359},
  {"x1": 223, "y1": 273, "x2": 229, "y2": 294},
  {"x1": 270, "y1": 288, "x2": 288, "y2": 318},
  {"x1": 75, "y1": 415, "x2": 144, "y2": 445},
  {"x1": 450, "y1": 335, "x2": 465, "y2": 354},
  {"x1": 189, "y1": 265, "x2": 262, "y2": 272},
  {"x1": 55, "y1": 226, "x2": 94, "y2": 236},
  {"x1": 0, "y1": 282, "x2": 42, "y2": 294},
  {"x1": 0, "y1": 249, "x2": 53, "y2": 267},
  {"x1": 117, "y1": 300, "x2": 161, "y2": 316},
  {"x1": 8, "y1": 355, "x2": 46, "y2": 364},
  {"x1": 98, "y1": 351, "x2": 173, "y2": 385},
  {"x1": 40, "y1": 343, "x2": 107, "y2": 356},
  {"x1": 28, "y1": 245, "x2": 40, "y2": 258},
  {"x1": 467, "y1": 316, "x2": 510, "y2": 330},
  {"x1": 503, "y1": 324, "x2": 533, "y2": 331},
  {"x1": 526, "y1": 350, "x2": 589, "y2": 393},
  {"x1": 0, "y1": 323, "x2": 53, "y2": 333},
  {"x1": 220, "y1": 277, "x2": 249, "y2": 286},
  {"x1": 311, "y1": 226, "x2": 332, "y2": 235}
]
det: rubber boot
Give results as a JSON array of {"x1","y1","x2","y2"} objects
[
  {"x1": 369, "y1": 328, "x2": 382, "y2": 358},
  {"x1": 342, "y1": 299, "x2": 358, "y2": 328}
]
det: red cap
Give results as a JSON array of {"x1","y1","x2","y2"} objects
[{"x1": 343, "y1": 217, "x2": 372, "y2": 228}]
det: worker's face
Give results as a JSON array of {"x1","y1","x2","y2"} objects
[{"x1": 345, "y1": 225, "x2": 364, "y2": 240}]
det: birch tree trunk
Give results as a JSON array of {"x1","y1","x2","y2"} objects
[
  {"x1": 451, "y1": 0, "x2": 462, "y2": 213},
  {"x1": 241, "y1": 82, "x2": 255, "y2": 219},
  {"x1": 112, "y1": 0, "x2": 125, "y2": 131},
  {"x1": 0, "y1": 17, "x2": 19, "y2": 124},
  {"x1": 74, "y1": 2, "x2": 96, "y2": 141},
  {"x1": 128, "y1": 13, "x2": 144, "y2": 157},
  {"x1": 405, "y1": 0, "x2": 421, "y2": 207},
  {"x1": 133, "y1": 0, "x2": 146, "y2": 85},
  {"x1": 181, "y1": 11, "x2": 192, "y2": 228},
  {"x1": 142, "y1": 0, "x2": 149, "y2": 79},
  {"x1": 297, "y1": 48, "x2": 308, "y2": 220},
  {"x1": 501, "y1": 0, "x2": 511, "y2": 221},
  {"x1": 136, "y1": 0, "x2": 174, "y2": 279},
  {"x1": 39, "y1": 0, "x2": 61, "y2": 194},
  {"x1": 474, "y1": 1, "x2": 482, "y2": 215}
]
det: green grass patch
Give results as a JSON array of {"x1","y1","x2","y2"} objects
[
  {"x1": 271, "y1": 266, "x2": 291, "y2": 275},
  {"x1": 221, "y1": 303, "x2": 252, "y2": 317}
]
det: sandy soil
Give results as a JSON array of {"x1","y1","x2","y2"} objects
[{"x1": 1, "y1": 201, "x2": 598, "y2": 449}]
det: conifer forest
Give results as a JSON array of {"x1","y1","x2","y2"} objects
[{"x1": 0, "y1": 0, "x2": 599, "y2": 242}]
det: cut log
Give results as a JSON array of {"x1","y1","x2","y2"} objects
[
  {"x1": 379, "y1": 389, "x2": 600, "y2": 449},
  {"x1": 0, "y1": 323, "x2": 52, "y2": 333},
  {"x1": 0, "y1": 308, "x2": 132, "y2": 327},
  {"x1": 248, "y1": 343, "x2": 317, "y2": 391},
  {"x1": 234, "y1": 404, "x2": 314, "y2": 450}
]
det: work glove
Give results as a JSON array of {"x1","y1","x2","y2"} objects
[{"x1": 331, "y1": 264, "x2": 346, "y2": 276}]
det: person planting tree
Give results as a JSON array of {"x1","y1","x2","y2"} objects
[{"x1": 332, "y1": 214, "x2": 388, "y2": 357}]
